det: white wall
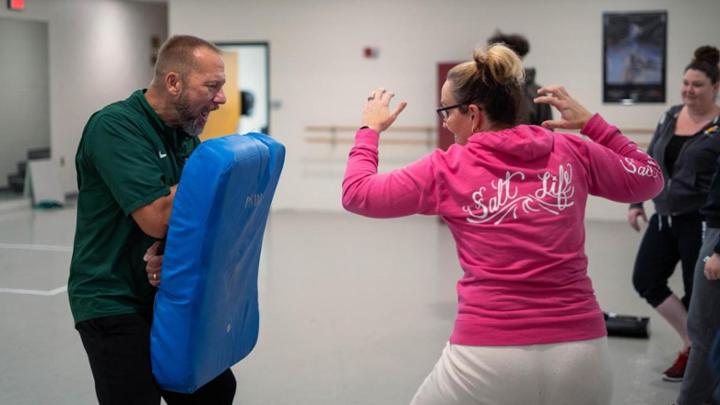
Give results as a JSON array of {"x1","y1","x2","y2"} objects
[
  {"x1": 4, "y1": 0, "x2": 715, "y2": 219},
  {"x1": 168, "y1": 0, "x2": 720, "y2": 220},
  {"x1": 0, "y1": 0, "x2": 167, "y2": 194},
  {"x1": 0, "y1": 17, "x2": 49, "y2": 189}
]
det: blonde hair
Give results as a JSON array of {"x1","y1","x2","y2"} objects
[{"x1": 447, "y1": 44, "x2": 525, "y2": 125}]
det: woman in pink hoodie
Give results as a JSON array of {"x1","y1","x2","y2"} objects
[{"x1": 342, "y1": 44, "x2": 664, "y2": 405}]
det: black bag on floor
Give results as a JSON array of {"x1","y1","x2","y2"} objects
[{"x1": 603, "y1": 312, "x2": 650, "y2": 338}]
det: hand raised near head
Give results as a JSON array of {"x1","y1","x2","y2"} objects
[
  {"x1": 362, "y1": 87, "x2": 408, "y2": 133},
  {"x1": 533, "y1": 85, "x2": 593, "y2": 130}
]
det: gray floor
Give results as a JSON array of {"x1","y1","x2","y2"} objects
[{"x1": 0, "y1": 203, "x2": 686, "y2": 404}]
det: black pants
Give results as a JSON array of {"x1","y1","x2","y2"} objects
[
  {"x1": 76, "y1": 313, "x2": 236, "y2": 405},
  {"x1": 632, "y1": 213, "x2": 702, "y2": 308}
]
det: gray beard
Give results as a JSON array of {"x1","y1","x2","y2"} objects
[
  {"x1": 175, "y1": 96, "x2": 203, "y2": 137},
  {"x1": 181, "y1": 119, "x2": 203, "y2": 137}
]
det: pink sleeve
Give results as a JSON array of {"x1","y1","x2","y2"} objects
[
  {"x1": 580, "y1": 114, "x2": 664, "y2": 202},
  {"x1": 341, "y1": 128, "x2": 439, "y2": 217}
]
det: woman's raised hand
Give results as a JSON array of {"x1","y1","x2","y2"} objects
[
  {"x1": 533, "y1": 85, "x2": 593, "y2": 130},
  {"x1": 362, "y1": 87, "x2": 408, "y2": 133}
]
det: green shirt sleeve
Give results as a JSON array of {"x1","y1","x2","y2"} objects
[{"x1": 85, "y1": 112, "x2": 171, "y2": 216}]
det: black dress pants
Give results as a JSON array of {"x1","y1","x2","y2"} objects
[{"x1": 77, "y1": 313, "x2": 236, "y2": 405}]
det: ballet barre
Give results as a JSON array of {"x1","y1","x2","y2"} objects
[
  {"x1": 304, "y1": 125, "x2": 653, "y2": 149},
  {"x1": 618, "y1": 128, "x2": 653, "y2": 149},
  {"x1": 305, "y1": 125, "x2": 435, "y2": 148}
]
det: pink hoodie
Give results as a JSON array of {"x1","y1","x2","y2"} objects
[{"x1": 342, "y1": 114, "x2": 663, "y2": 346}]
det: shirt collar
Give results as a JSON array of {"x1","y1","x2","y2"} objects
[{"x1": 132, "y1": 89, "x2": 191, "y2": 140}]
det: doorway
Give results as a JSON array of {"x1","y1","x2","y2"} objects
[
  {"x1": 200, "y1": 42, "x2": 270, "y2": 140},
  {"x1": 0, "y1": 17, "x2": 50, "y2": 197}
]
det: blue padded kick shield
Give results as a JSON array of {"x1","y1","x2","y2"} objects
[{"x1": 151, "y1": 133, "x2": 285, "y2": 393}]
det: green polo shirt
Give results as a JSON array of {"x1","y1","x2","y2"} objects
[{"x1": 68, "y1": 89, "x2": 199, "y2": 324}]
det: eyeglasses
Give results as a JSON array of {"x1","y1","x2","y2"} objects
[{"x1": 436, "y1": 103, "x2": 467, "y2": 120}]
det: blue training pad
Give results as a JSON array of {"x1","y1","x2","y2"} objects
[{"x1": 151, "y1": 133, "x2": 285, "y2": 393}]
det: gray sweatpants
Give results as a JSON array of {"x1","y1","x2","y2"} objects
[{"x1": 677, "y1": 226, "x2": 720, "y2": 405}]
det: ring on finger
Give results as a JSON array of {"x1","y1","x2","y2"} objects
[{"x1": 152, "y1": 273, "x2": 158, "y2": 281}]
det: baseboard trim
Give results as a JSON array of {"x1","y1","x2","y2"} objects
[{"x1": 0, "y1": 197, "x2": 31, "y2": 214}]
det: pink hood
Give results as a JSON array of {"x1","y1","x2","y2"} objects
[{"x1": 469, "y1": 125, "x2": 554, "y2": 162}]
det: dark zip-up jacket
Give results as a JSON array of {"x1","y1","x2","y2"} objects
[
  {"x1": 700, "y1": 115, "x2": 720, "y2": 253},
  {"x1": 631, "y1": 105, "x2": 720, "y2": 216},
  {"x1": 703, "y1": 166, "x2": 720, "y2": 253}
]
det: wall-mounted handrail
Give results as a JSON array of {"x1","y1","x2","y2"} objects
[
  {"x1": 304, "y1": 125, "x2": 654, "y2": 149},
  {"x1": 305, "y1": 125, "x2": 435, "y2": 148},
  {"x1": 305, "y1": 137, "x2": 429, "y2": 145},
  {"x1": 618, "y1": 128, "x2": 655, "y2": 134},
  {"x1": 305, "y1": 125, "x2": 434, "y2": 132}
]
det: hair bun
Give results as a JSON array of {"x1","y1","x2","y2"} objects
[
  {"x1": 473, "y1": 44, "x2": 524, "y2": 86},
  {"x1": 694, "y1": 45, "x2": 720, "y2": 66},
  {"x1": 473, "y1": 49, "x2": 488, "y2": 68}
]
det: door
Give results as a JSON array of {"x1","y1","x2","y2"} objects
[{"x1": 437, "y1": 62, "x2": 460, "y2": 151}]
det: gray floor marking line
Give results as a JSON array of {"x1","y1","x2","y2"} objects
[
  {"x1": 0, "y1": 243, "x2": 72, "y2": 252},
  {"x1": 0, "y1": 285, "x2": 67, "y2": 296}
]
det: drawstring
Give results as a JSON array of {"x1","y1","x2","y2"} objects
[{"x1": 658, "y1": 215, "x2": 673, "y2": 231}]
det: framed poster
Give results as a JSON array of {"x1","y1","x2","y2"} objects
[{"x1": 603, "y1": 11, "x2": 667, "y2": 104}]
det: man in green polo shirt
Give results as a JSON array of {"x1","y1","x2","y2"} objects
[{"x1": 68, "y1": 35, "x2": 236, "y2": 405}]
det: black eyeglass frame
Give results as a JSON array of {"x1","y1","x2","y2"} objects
[{"x1": 436, "y1": 103, "x2": 468, "y2": 119}]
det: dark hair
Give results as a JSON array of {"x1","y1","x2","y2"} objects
[
  {"x1": 486, "y1": 31, "x2": 530, "y2": 58},
  {"x1": 154, "y1": 35, "x2": 221, "y2": 79},
  {"x1": 447, "y1": 44, "x2": 525, "y2": 126},
  {"x1": 685, "y1": 45, "x2": 720, "y2": 84}
]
